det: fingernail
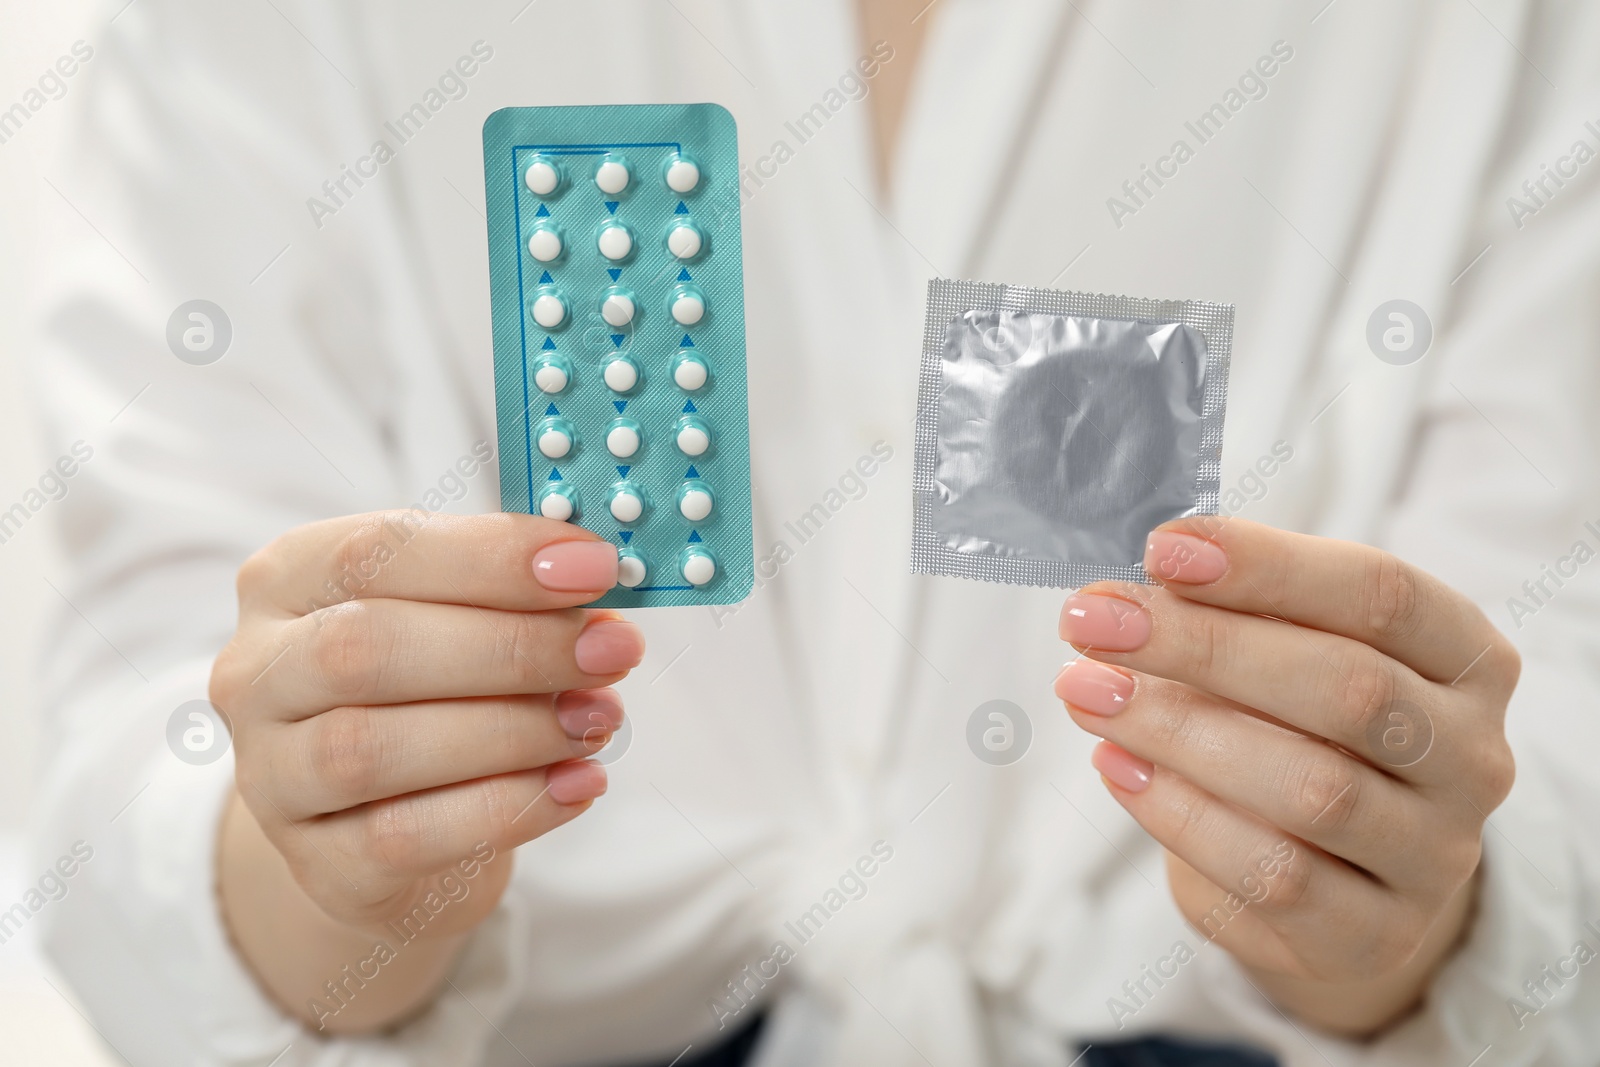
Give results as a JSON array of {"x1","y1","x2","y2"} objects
[
  {"x1": 1145, "y1": 531, "x2": 1228, "y2": 585},
  {"x1": 554, "y1": 688, "x2": 625, "y2": 740},
  {"x1": 1091, "y1": 741, "x2": 1154, "y2": 793},
  {"x1": 574, "y1": 619, "x2": 645, "y2": 674},
  {"x1": 1055, "y1": 660, "x2": 1135, "y2": 715},
  {"x1": 1059, "y1": 594, "x2": 1150, "y2": 652},
  {"x1": 546, "y1": 760, "x2": 608, "y2": 805},
  {"x1": 533, "y1": 540, "x2": 619, "y2": 592}
]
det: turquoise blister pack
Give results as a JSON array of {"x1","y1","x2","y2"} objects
[{"x1": 482, "y1": 104, "x2": 753, "y2": 608}]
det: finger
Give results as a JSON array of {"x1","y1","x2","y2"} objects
[
  {"x1": 1164, "y1": 854, "x2": 1307, "y2": 975},
  {"x1": 1057, "y1": 660, "x2": 1458, "y2": 895},
  {"x1": 1089, "y1": 741, "x2": 1413, "y2": 980},
  {"x1": 252, "y1": 690, "x2": 624, "y2": 820},
  {"x1": 274, "y1": 762, "x2": 608, "y2": 897},
  {"x1": 242, "y1": 511, "x2": 620, "y2": 616},
  {"x1": 1143, "y1": 516, "x2": 1515, "y2": 688},
  {"x1": 1059, "y1": 584, "x2": 1455, "y2": 780},
  {"x1": 256, "y1": 600, "x2": 643, "y2": 718}
]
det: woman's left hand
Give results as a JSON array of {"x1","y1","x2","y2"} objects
[{"x1": 1056, "y1": 517, "x2": 1520, "y2": 1036}]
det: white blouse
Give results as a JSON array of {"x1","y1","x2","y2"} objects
[{"x1": 28, "y1": 1, "x2": 1600, "y2": 1064}]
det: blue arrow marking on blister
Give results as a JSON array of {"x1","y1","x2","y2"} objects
[
  {"x1": 611, "y1": 334, "x2": 625, "y2": 347},
  {"x1": 678, "y1": 268, "x2": 692, "y2": 281},
  {"x1": 680, "y1": 334, "x2": 694, "y2": 347},
  {"x1": 683, "y1": 400, "x2": 697, "y2": 413},
  {"x1": 620, "y1": 531, "x2": 633, "y2": 544},
  {"x1": 545, "y1": 403, "x2": 559, "y2": 415},
  {"x1": 607, "y1": 268, "x2": 621, "y2": 281},
  {"x1": 534, "y1": 203, "x2": 550, "y2": 217},
  {"x1": 616, "y1": 465, "x2": 630, "y2": 477},
  {"x1": 674, "y1": 201, "x2": 688, "y2": 214},
  {"x1": 538, "y1": 270, "x2": 553, "y2": 284},
  {"x1": 685, "y1": 465, "x2": 699, "y2": 478},
  {"x1": 687, "y1": 530, "x2": 702, "y2": 543},
  {"x1": 613, "y1": 400, "x2": 627, "y2": 413},
  {"x1": 604, "y1": 201, "x2": 619, "y2": 214},
  {"x1": 548, "y1": 468, "x2": 561, "y2": 480},
  {"x1": 541, "y1": 337, "x2": 556, "y2": 350}
]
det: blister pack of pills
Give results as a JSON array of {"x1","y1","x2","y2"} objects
[
  {"x1": 483, "y1": 104, "x2": 752, "y2": 608},
  {"x1": 912, "y1": 279, "x2": 1233, "y2": 588}
]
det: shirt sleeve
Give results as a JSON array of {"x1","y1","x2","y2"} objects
[{"x1": 27, "y1": 2, "x2": 525, "y2": 1063}]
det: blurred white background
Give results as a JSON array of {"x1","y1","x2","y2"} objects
[{"x1": 1, "y1": 1, "x2": 125, "y2": 1061}]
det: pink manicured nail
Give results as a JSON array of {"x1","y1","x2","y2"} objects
[
  {"x1": 1092, "y1": 741, "x2": 1154, "y2": 793},
  {"x1": 1055, "y1": 660, "x2": 1135, "y2": 715},
  {"x1": 555, "y1": 688, "x2": 625, "y2": 740},
  {"x1": 573, "y1": 619, "x2": 645, "y2": 674},
  {"x1": 546, "y1": 760, "x2": 608, "y2": 805},
  {"x1": 1059, "y1": 594, "x2": 1150, "y2": 651},
  {"x1": 1145, "y1": 531, "x2": 1228, "y2": 585},
  {"x1": 533, "y1": 540, "x2": 619, "y2": 592}
]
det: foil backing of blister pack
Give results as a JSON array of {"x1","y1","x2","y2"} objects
[{"x1": 912, "y1": 279, "x2": 1233, "y2": 588}]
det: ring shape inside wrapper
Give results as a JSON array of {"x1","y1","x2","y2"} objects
[{"x1": 911, "y1": 279, "x2": 1233, "y2": 588}]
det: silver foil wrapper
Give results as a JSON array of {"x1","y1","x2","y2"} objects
[{"x1": 912, "y1": 279, "x2": 1233, "y2": 588}]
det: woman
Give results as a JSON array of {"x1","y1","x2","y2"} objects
[{"x1": 30, "y1": 0, "x2": 1600, "y2": 1064}]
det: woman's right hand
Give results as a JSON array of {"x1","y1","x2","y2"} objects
[{"x1": 208, "y1": 511, "x2": 642, "y2": 1029}]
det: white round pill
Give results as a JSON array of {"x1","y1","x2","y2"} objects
[
  {"x1": 679, "y1": 488, "x2": 713, "y2": 521},
  {"x1": 595, "y1": 160, "x2": 630, "y2": 194},
  {"x1": 667, "y1": 224, "x2": 703, "y2": 260},
  {"x1": 600, "y1": 293, "x2": 635, "y2": 327},
  {"x1": 606, "y1": 424, "x2": 640, "y2": 458},
  {"x1": 610, "y1": 490, "x2": 643, "y2": 523},
  {"x1": 603, "y1": 359, "x2": 639, "y2": 392},
  {"x1": 533, "y1": 364, "x2": 569, "y2": 394},
  {"x1": 682, "y1": 552, "x2": 716, "y2": 586},
  {"x1": 671, "y1": 293, "x2": 705, "y2": 326},
  {"x1": 666, "y1": 158, "x2": 700, "y2": 193},
  {"x1": 676, "y1": 424, "x2": 710, "y2": 456},
  {"x1": 538, "y1": 427, "x2": 572, "y2": 459},
  {"x1": 673, "y1": 358, "x2": 708, "y2": 391},
  {"x1": 539, "y1": 492, "x2": 574, "y2": 521},
  {"x1": 525, "y1": 160, "x2": 559, "y2": 196},
  {"x1": 617, "y1": 554, "x2": 647, "y2": 588},
  {"x1": 597, "y1": 224, "x2": 633, "y2": 261},
  {"x1": 532, "y1": 293, "x2": 566, "y2": 328},
  {"x1": 527, "y1": 228, "x2": 562, "y2": 262}
]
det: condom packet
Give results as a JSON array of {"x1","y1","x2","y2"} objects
[{"x1": 911, "y1": 279, "x2": 1233, "y2": 588}]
